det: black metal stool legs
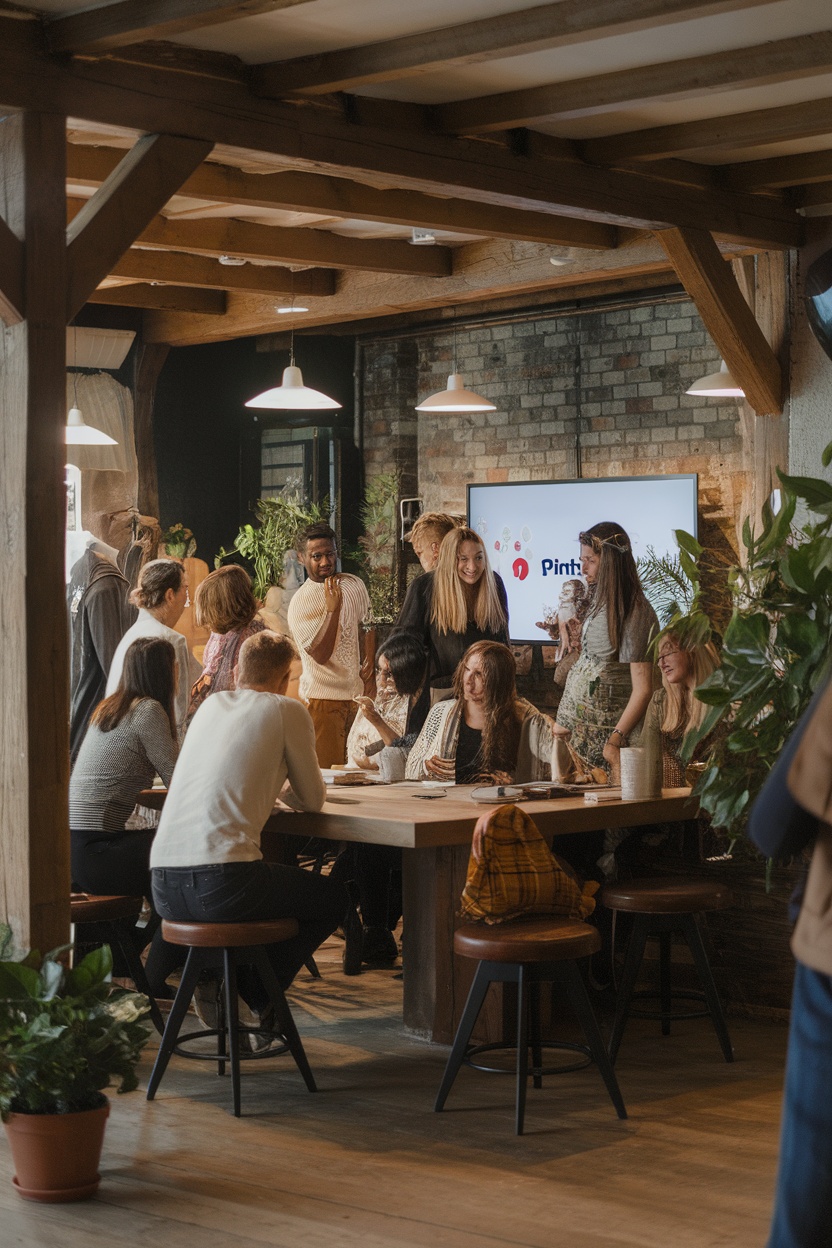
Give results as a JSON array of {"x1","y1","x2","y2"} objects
[
  {"x1": 251, "y1": 947, "x2": 317, "y2": 1091},
  {"x1": 561, "y1": 962, "x2": 626, "y2": 1120},
  {"x1": 434, "y1": 962, "x2": 492, "y2": 1114},
  {"x1": 682, "y1": 915, "x2": 734, "y2": 1062},
  {"x1": 146, "y1": 946, "x2": 209, "y2": 1101},
  {"x1": 608, "y1": 916, "x2": 650, "y2": 1066}
]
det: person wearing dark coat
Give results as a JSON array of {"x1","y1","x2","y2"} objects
[{"x1": 68, "y1": 546, "x2": 135, "y2": 763}]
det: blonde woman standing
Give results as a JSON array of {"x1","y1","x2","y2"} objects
[{"x1": 395, "y1": 526, "x2": 509, "y2": 735}]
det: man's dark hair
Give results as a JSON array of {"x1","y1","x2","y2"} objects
[{"x1": 295, "y1": 521, "x2": 337, "y2": 552}]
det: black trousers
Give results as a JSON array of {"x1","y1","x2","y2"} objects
[{"x1": 149, "y1": 861, "x2": 347, "y2": 1007}]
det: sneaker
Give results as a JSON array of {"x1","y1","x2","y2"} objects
[
  {"x1": 361, "y1": 925, "x2": 398, "y2": 964},
  {"x1": 247, "y1": 1005, "x2": 280, "y2": 1053},
  {"x1": 192, "y1": 979, "x2": 220, "y2": 1031}
]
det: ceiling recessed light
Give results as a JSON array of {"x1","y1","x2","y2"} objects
[
  {"x1": 219, "y1": 254, "x2": 247, "y2": 266},
  {"x1": 276, "y1": 305, "x2": 309, "y2": 314},
  {"x1": 411, "y1": 227, "x2": 437, "y2": 246}
]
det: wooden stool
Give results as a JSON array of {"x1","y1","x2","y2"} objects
[
  {"x1": 600, "y1": 878, "x2": 734, "y2": 1065},
  {"x1": 70, "y1": 893, "x2": 165, "y2": 1035},
  {"x1": 146, "y1": 918, "x2": 316, "y2": 1117},
  {"x1": 434, "y1": 917, "x2": 627, "y2": 1135}
]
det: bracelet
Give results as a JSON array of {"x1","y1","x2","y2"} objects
[{"x1": 609, "y1": 728, "x2": 627, "y2": 746}]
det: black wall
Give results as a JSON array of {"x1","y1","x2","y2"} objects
[{"x1": 153, "y1": 334, "x2": 358, "y2": 565}]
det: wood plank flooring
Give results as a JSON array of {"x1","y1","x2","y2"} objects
[{"x1": 0, "y1": 936, "x2": 788, "y2": 1247}]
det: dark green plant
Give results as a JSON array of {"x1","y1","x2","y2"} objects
[
  {"x1": 673, "y1": 441, "x2": 832, "y2": 838},
  {"x1": 0, "y1": 925, "x2": 152, "y2": 1120},
  {"x1": 216, "y1": 484, "x2": 329, "y2": 602},
  {"x1": 352, "y1": 472, "x2": 401, "y2": 624},
  {"x1": 637, "y1": 546, "x2": 695, "y2": 626}
]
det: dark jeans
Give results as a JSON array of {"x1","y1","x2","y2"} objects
[
  {"x1": 767, "y1": 962, "x2": 832, "y2": 1248},
  {"x1": 149, "y1": 861, "x2": 347, "y2": 1008},
  {"x1": 71, "y1": 828, "x2": 161, "y2": 969},
  {"x1": 330, "y1": 844, "x2": 402, "y2": 930}
]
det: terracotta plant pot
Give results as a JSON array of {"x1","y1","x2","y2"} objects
[{"x1": 3, "y1": 1099, "x2": 110, "y2": 1202}]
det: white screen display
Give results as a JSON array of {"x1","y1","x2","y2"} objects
[{"x1": 467, "y1": 475, "x2": 697, "y2": 643}]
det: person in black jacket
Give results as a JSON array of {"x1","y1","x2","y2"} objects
[
  {"x1": 393, "y1": 525, "x2": 509, "y2": 736},
  {"x1": 68, "y1": 545, "x2": 136, "y2": 763}
]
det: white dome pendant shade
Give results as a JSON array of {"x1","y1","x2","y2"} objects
[
  {"x1": 685, "y1": 359, "x2": 745, "y2": 398},
  {"x1": 246, "y1": 363, "x2": 341, "y2": 411},
  {"x1": 65, "y1": 406, "x2": 117, "y2": 445},
  {"x1": 415, "y1": 372, "x2": 496, "y2": 413}
]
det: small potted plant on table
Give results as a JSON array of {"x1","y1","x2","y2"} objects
[{"x1": 0, "y1": 924, "x2": 152, "y2": 1202}]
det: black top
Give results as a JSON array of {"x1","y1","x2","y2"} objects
[
  {"x1": 455, "y1": 719, "x2": 484, "y2": 783},
  {"x1": 393, "y1": 570, "x2": 510, "y2": 736}
]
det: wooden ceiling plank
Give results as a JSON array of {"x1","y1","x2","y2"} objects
[
  {"x1": 110, "y1": 247, "x2": 337, "y2": 294},
  {"x1": 0, "y1": 18, "x2": 800, "y2": 249},
  {"x1": 800, "y1": 179, "x2": 832, "y2": 209},
  {"x1": 123, "y1": 211, "x2": 453, "y2": 276},
  {"x1": 251, "y1": 0, "x2": 785, "y2": 97},
  {"x1": 439, "y1": 31, "x2": 832, "y2": 134},
  {"x1": 724, "y1": 149, "x2": 832, "y2": 191},
  {"x1": 66, "y1": 133, "x2": 214, "y2": 320},
  {"x1": 46, "y1": 0, "x2": 318, "y2": 56},
  {"x1": 656, "y1": 225, "x2": 782, "y2": 414},
  {"x1": 66, "y1": 143, "x2": 619, "y2": 250},
  {"x1": 584, "y1": 96, "x2": 832, "y2": 164},
  {"x1": 0, "y1": 213, "x2": 24, "y2": 324},
  {"x1": 88, "y1": 282, "x2": 226, "y2": 312}
]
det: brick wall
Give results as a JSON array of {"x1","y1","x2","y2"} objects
[{"x1": 361, "y1": 293, "x2": 746, "y2": 538}]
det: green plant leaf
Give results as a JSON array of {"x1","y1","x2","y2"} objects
[{"x1": 822, "y1": 439, "x2": 832, "y2": 469}]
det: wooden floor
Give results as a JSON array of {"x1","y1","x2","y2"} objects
[{"x1": 0, "y1": 936, "x2": 788, "y2": 1247}]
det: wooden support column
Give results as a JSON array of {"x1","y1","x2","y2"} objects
[
  {"x1": 657, "y1": 225, "x2": 783, "y2": 415},
  {"x1": 133, "y1": 341, "x2": 170, "y2": 519},
  {"x1": 0, "y1": 112, "x2": 70, "y2": 953}
]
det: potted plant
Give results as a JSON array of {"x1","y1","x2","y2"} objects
[
  {"x1": 670, "y1": 439, "x2": 832, "y2": 844},
  {"x1": 351, "y1": 471, "x2": 402, "y2": 625},
  {"x1": 0, "y1": 924, "x2": 152, "y2": 1202},
  {"x1": 160, "y1": 521, "x2": 197, "y2": 559},
  {"x1": 216, "y1": 485, "x2": 329, "y2": 605}
]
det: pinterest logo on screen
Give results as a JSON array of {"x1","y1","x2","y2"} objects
[{"x1": 512, "y1": 557, "x2": 529, "y2": 580}]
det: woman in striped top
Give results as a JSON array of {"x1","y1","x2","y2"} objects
[{"x1": 70, "y1": 636, "x2": 179, "y2": 916}]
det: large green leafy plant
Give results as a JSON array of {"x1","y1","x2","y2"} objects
[
  {"x1": 0, "y1": 926, "x2": 151, "y2": 1119},
  {"x1": 352, "y1": 471, "x2": 401, "y2": 623},
  {"x1": 673, "y1": 442, "x2": 832, "y2": 837},
  {"x1": 216, "y1": 485, "x2": 329, "y2": 602}
]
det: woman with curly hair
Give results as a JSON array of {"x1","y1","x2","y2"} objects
[
  {"x1": 405, "y1": 640, "x2": 555, "y2": 783},
  {"x1": 395, "y1": 525, "x2": 509, "y2": 735},
  {"x1": 186, "y1": 564, "x2": 266, "y2": 722}
]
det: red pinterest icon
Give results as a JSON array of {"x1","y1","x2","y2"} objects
[{"x1": 513, "y1": 557, "x2": 529, "y2": 580}]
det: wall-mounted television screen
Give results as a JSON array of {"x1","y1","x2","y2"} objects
[{"x1": 467, "y1": 474, "x2": 698, "y2": 643}]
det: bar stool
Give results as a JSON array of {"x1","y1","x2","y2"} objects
[
  {"x1": 70, "y1": 892, "x2": 165, "y2": 1035},
  {"x1": 146, "y1": 918, "x2": 316, "y2": 1117},
  {"x1": 434, "y1": 917, "x2": 627, "y2": 1135},
  {"x1": 600, "y1": 878, "x2": 733, "y2": 1064}
]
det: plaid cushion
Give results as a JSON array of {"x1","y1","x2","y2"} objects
[{"x1": 459, "y1": 803, "x2": 598, "y2": 925}]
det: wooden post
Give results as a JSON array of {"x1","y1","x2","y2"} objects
[{"x1": 0, "y1": 112, "x2": 70, "y2": 953}]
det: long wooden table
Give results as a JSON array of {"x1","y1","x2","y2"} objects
[{"x1": 260, "y1": 785, "x2": 697, "y2": 1044}]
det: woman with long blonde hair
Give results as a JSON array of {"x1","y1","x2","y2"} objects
[
  {"x1": 646, "y1": 631, "x2": 722, "y2": 786},
  {"x1": 394, "y1": 526, "x2": 509, "y2": 735}
]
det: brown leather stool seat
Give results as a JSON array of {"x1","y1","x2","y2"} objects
[
  {"x1": 435, "y1": 917, "x2": 627, "y2": 1135},
  {"x1": 600, "y1": 877, "x2": 734, "y2": 1065},
  {"x1": 70, "y1": 892, "x2": 164, "y2": 1035},
  {"x1": 146, "y1": 918, "x2": 316, "y2": 1117}
]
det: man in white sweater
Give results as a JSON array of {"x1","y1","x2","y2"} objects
[
  {"x1": 287, "y1": 521, "x2": 374, "y2": 767},
  {"x1": 148, "y1": 630, "x2": 346, "y2": 1006}
]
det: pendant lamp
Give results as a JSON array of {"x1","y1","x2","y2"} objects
[
  {"x1": 415, "y1": 316, "x2": 496, "y2": 413},
  {"x1": 685, "y1": 360, "x2": 745, "y2": 398},
  {"x1": 246, "y1": 297, "x2": 341, "y2": 409},
  {"x1": 66, "y1": 406, "x2": 118, "y2": 445}
]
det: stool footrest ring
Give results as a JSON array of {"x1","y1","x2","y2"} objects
[
  {"x1": 627, "y1": 988, "x2": 709, "y2": 1022},
  {"x1": 464, "y1": 1040, "x2": 593, "y2": 1077},
  {"x1": 171, "y1": 1028, "x2": 289, "y2": 1063}
]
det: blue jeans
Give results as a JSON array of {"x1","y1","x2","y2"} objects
[
  {"x1": 768, "y1": 962, "x2": 832, "y2": 1248},
  {"x1": 148, "y1": 861, "x2": 347, "y2": 1006}
]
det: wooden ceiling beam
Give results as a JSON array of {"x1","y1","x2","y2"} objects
[
  {"x1": 584, "y1": 96, "x2": 832, "y2": 164},
  {"x1": 110, "y1": 247, "x2": 337, "y2": 294},
  {"x1": 66, "y1": 133, "x2": 213, "y2": 320},
  {"x1": 251, "y1": 0, "x2": 785, "y2": 97},
  {"x1": 74, "y1": 205, "x2": 454, "y2": 276},
  {"x1": 656, "y1": 225, "x2": 782, "y2": 414},
  {"x1": 67, "y1": 143, "x2": 620, "y2": 250},
  {"x1": 798, "y1": 181, "x2": 832, "y2": 213},
  {"x1": 438, "y1": 31, "x2": 832, "y2": 135},
  {"x1": 89, "y1": 283, "x2": 226, "y2": 313},
  {"x1": 46, "y1": 0, "x2": 317, "y2": 56},
  {"x1": 723, "y1": 149, "x2": 832, "y2": 192},
  {"x1": 0, "y1": 18, "x2": 800, "y2": 249},
  {"x1": 0, "y1": 213, "x2": 24, "y2": 325}
]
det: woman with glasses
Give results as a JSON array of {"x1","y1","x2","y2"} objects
[
  {"x1": 554, "y1": 521, "x2": 658, "y2": 783},
  {"x1": 106, "y1": 558, "x2": 200, "y2": 739},
  {"x1": 346, "y1": 632, "x2": 426, "y2": 769}
]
